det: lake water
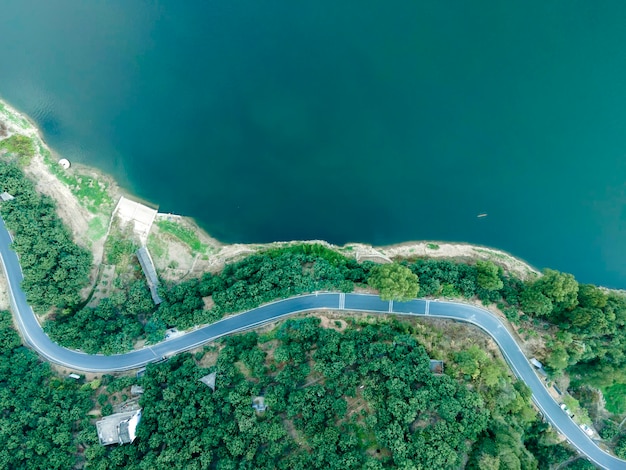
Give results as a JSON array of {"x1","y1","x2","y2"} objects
[{"x1": 1, "y1": 1, "x2": 626, "y2": 287}]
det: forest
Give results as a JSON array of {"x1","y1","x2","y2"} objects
[
  {"x1": 0, "y1": 161, "x2": 92, "y2": 312},
  {"x1": 1, "y1": 308, "x2": 595, "y2": 469}
]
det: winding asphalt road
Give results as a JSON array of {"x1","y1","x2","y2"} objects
[{"x1": 0, "y1": 218, "x2": 623, "y2": 468}]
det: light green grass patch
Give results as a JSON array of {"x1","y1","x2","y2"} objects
[
  {"x1": 427, "y1": 243, "x2": 440, "y2": 250},
  {"x1": 147, "y1": 233, "x2": 167, "y2": 260},
  {"x1": 0, "y1": 135, "x2": 35, "y2": 165},
  {"x1": 40, "y1": 148, "x2": 113, "y2": 214},
  {"x1": 603, "y1": 383, "x2": 626, "y2": 415},
  {"x1": 87, "y1": 217, "x2": 108, "y2": 242},
  {"x1": 156, "y1": 219, "x2": 208, "y2": 254},
  {"x1": 0, "y1": 103, "x2": 24, "y2": 127}
]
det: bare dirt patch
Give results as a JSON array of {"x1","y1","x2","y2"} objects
[
  {"x1": 259, "y1": 339, "x2": 279, "y2": 363},
  {"x1": 318, "y1": 314, "x2": 348, "y2": 332},
  {"x1": 88, "y1": 265, "x2": 116, "y2": 307},
  {"x1": 193, "y1": 347, "x2": 221, "y2": 368},
  {"x1": 202, "y1": 296, "x2": 215, "y2": 310},
  {"x1": 283, "y1": 419, "x2": 309, "y2": 449}
]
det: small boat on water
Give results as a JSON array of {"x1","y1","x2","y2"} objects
[{"x1": 477, "y1": 213, "x2": 488, "y2": 218}]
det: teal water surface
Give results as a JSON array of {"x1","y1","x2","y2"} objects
[{"x1": 1, "y1": 1, "x2": 626, "y2": 287}]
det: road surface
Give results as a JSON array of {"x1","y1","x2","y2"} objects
[{"x1": 0, "y1": 217, "x2": 622, "y2": 469}]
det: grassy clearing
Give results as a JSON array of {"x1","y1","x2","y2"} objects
[
  {"x1": 427, "y1": 243, "x2": 440, "y2": 250},
  {"x1": 603, "y1": 383, "x2": 626, "y2": 415},
  {"x1": 87, "y1": 216, "x2": 108, "y2": 242},
  {"x1": 156, "y1": 219, "x2": 208, "y2": 254},
  {"x1": 0, "y1": 135, "x2": 35, "y2": 165},
  {"x1": 147, "y1": 233, "x2": 167, "y2": 259},
  {"x1": 104, "y1": 223, "x2": 139, "y2": 266},
  {"x1": 40, "y1": 146, "x2": 113, "y2": 214}
]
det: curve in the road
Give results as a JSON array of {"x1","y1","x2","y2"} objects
[{"x1": 0, "y1": 217, "x2": 623, "y2": 469}]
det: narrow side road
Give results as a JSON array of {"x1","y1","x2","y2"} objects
[{"x1": 0, "y1": 217, "x2": 623, "y2": 469}]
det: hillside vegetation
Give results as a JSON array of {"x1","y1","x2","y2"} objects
[
  {"x1": 0, "y1": 161, "x2": 92, "y2": 312},
  {"x1": 0, "y1": 308, "x2": 585, "y2": 469}
]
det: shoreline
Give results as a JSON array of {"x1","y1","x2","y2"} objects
[{"x1": 0, "y1": 97, "x2": 541, "y2": 282}]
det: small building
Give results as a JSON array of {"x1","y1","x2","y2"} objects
[
  {"x1": 199, "y1": 372, "x2": 217, "y2": 391},
  {"x1": 252, "y1": 396, "x2": 267, "y2": 413},
  {"x1": 112, "y1": 196, "x2": 158, "y2": 244},
  {"x1": 136, "y1": 247, "x2": 163, "y2": 304},
  {"x1": 429, "y1": 360, "x2": 444, "y2": 374},
  {"x1": 68, "y1": 373, "x2": 81, "y2": 380},
  {"x1": 96, "y1": 409, "x2": 142, "y2": 446},
  {"x1": 130, "y1": 385, "x2": 144, "y2": 396},
  {"x1": 0, "y1": 192, "x2": 14, "y2": 201}
]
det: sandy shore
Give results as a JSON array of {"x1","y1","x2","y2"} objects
[{"x1": 0, "y1": 98, "x2": 540, "y2": 285}]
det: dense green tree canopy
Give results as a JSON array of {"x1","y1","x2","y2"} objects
[
  {"x1": 616, "y1": 434, "x2": 626, "y2": 459},
  {"x1": 476, "y1": 260, "x2": 503, "y2": 291},
  {"x1": 368, "y1": 263, "x2": 419, "y2": 301},
  {"x1": 0, "y1": 161, "x2": 91, "y2": 312},
  {"x1": 0, "y1": 310, "x2": 93, "y2": 469},
  {"x1": 83, "y1": 317, "x2": 569, "y2": 469},
  {"x1": 577, "y1": 284, "x2": 608, "y2": 309},
  {"x1": 520, "y1": 286, "x2": 553, "y2": 317},
  {"x1": 534, "y1": 269, "x2": 579, "y2": 313}
]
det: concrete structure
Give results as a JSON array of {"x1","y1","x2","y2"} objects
[
  {"x1": 130, "y1": 385, "x2": 144, "y2": 396},
  {"x1": 0, "y1": 192, "x2": 14, "y2": 201},
  {"x1": 58, "y1": 158, "x2": 70, "y2": 169},
  {"x1": 199, "y1": 372, "x2": 217, "y2": 391},
  {"x1": 136, "y1": 247, "x2": 163, "y2": 304},
  {"x1": 96, "y1": 409, "x2": 142, "y2": 446},
  {"x1": 112, "y1": 196, "x2": 157, "y2": 244},
  {"x1": 429, "y1": 360, "x2": 444, "y2": 374},
  {"x1": 252, "y1": 396, "x2": 267, "y2": 413}
]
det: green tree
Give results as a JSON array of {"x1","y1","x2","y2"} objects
[
  {"x1": 615, "y1": 434, "x2": 626, "y2": 459},
  {"x1": 520, "y1": 286, "x2": 553, "y2": 317},
  {"x1": 599, "y1": 419, "x2": 619, "y2": 440},
  {"x1": 535, "y1": 269, "x2": 579, "y2": 312},
  {"x1": 546, "y1": 346, "x2": 569, "y2": 371},
  {"x1": 476, "y1": 260, "x2": 503, "y2": 291},
  {"x1": 577, "y1": 284, "x2": 608, "y2": 309},
  {"x1": 368, "y1": 263, "x2": 420, "y2": 301},
  {"x1": 0, "y1": 162, "x2": 91, "y2": 313}
]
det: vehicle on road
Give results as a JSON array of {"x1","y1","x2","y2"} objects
[
  {"x1": 580, "y1": 424, "x2": 594, "y2": 437},
  {"x1": 560, "y1": 403, "x2": 575, "y2": 418}
]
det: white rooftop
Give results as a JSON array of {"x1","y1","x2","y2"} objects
[{"x1": 113, "y1": 196, "x2": 157, "y2": 244}]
